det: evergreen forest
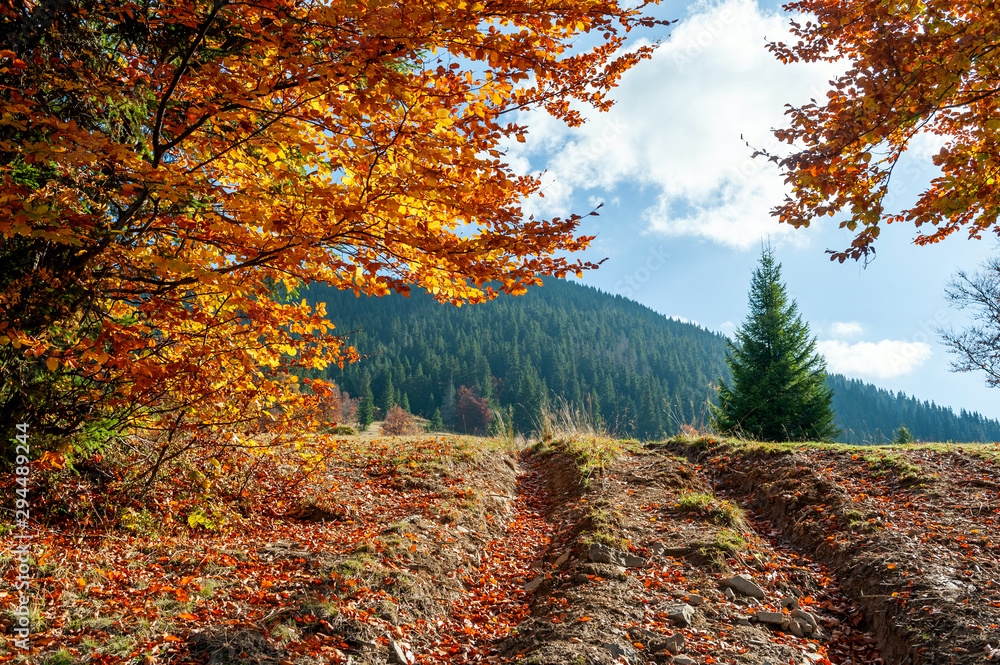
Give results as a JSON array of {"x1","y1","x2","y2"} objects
[{"x1": 304, "y1": 278, "x2": 1000, "y2": 443}]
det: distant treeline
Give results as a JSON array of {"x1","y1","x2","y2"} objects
[
  {"x1": 301, "y1": 278, "x2": 1000, "y2": 443},
  {"x1": 829, "y1": 374, "x2": 1000, "y2": 444}
]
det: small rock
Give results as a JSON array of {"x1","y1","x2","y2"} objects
[
  {"x1": 790, "y1": 620, "x2": 805, "y2": 637},
  {"x1": 723, "y1": 587, "x2": 737, "y2": 602},
  {"x1": 664, "y1": 604, "x2": 696, "y2": 628},
  {"x1": 779, "y1": 596, "x2": 800, "y2": 610},
  {"x1": 456, "y1": 525, "x2": 469, "y2": 534},
  {"x1": 622, "y1": 553, "x2": 648, "y2": 568},
  {"x1": 603, "y1": 643, "x2": 632, "y2": 660},
  {"x1": 554, "y1": 552, "x2": 570, "y2": 566},
  {"x1": 755, "y1": 610, "x2": 785, "y2": 625},
  {"x1": 589, "y1": 543, "x2": 619, "y2": 564},
  {"x1": 524, "y1": 576, "x2": 544, "y2": 592},
  {"x1": 664, "y1": 632, "x2": 686, "y2": 655},
  {"x1": 674, "y1": 656, "x2": 698, "y2": 665},
  {"x1": 723, "y1": 574, "x2": 767, "y2": 599},
  {"x1": 648, "y1": 541, "x2": 666, "y2": 555},
  {"x1": 792, "y1": 608, "x2": 818, "y2": 629},
  {"x1": 685, "y1": 593, "x2": 706, "y2": 606},
  {"x1": 391, "y1": 640, "x2": 414, "y2": 665},
  {"x1": 732, "y1": 614, "x2": 751, "y2": 626}
]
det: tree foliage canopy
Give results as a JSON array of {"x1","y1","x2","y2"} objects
[
  {"x1": 0, "y1": 0, "x2": 664, "y2": 452},
  {"x1": 713, "y1": 247, "x2": 839, "y2": 442},
  {"x1": 765, "y1": 0, "x2": 1000, "y2": 261}
]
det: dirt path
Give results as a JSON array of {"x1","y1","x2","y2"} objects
[
  {"x1": 500, "y1": 441, "x2": 890, "y2": 665},
  {"x1": 418, "y1": 452, "x2": 556, "y2": 663}
]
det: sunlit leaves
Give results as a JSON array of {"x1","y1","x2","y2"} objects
[
  {"x1": 766, "y1": 0, "x2": 1000, "y2": 261},
  {"x1": 0, "y1": 0, "x2": 665, "y2": 449}
]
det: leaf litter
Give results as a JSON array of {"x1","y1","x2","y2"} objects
[{"x1": 1, "y1": 436, "x2": 998, "y2": 665}]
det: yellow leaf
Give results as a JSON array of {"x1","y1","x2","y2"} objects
[{"x1": 46, "y1": 356, "x2": 58, "y2": 372}]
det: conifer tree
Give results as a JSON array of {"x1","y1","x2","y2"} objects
[
  {"x1": 356, "y1": 377, "x2": 375, "y2": 432},
  {"x1": 378, "y1": 373, "x2": 396, "y2": 417},
  {"x1": 713, "y1": 247, "x2": 839, "y2": 442},
  {"x1": 441, "y1": 376, "x2": 457, "y2": 427},
  {"x1": 893, "y1": 425, "x2": 915, "y2": 444},
  {"x1": 428, "y1": 408, "x2": 445, "y2": 432}
]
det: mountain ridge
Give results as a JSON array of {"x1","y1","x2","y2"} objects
[{"x1": 303, "y1": 278, "x2": 1000, "y2": 443}]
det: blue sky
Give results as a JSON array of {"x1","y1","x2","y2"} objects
[{"x1": 506, "y1": 0, "x2": 1000, "y2": 419}]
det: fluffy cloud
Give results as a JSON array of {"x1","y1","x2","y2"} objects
[
  {"x1": 817, "y1": 340, "x2": 932, "y2": 380},
  {"x1": 829, "y1": 321, "x2": 865, "y2": 339},
  {"x1": 510, "y1": 0, "x2": 842, "y2": 249}
]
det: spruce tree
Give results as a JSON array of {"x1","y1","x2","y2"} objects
[
  {"x1": 428, "y1": 408, "x2": 445, "y2": 432},
  {"x1": 378, "y1": 373, "x2": 395, "y2": 417},
  {"x1": 893, "y1": 424, "x2": 915, "y2": 444},
  {"x1": 713, "y1": 247, "x2": 839, "y2": 442},
  {"x1": 356, "y1": 377, "x2": 375, "y2": 431}
]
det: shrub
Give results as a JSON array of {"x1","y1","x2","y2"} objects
[{"x1": 382, "y1": 405, "x2": 417, "y2": 436}]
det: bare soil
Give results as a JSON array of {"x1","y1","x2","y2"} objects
[{"x1": 2, "y1": 436, "x2": 999, "y2": 665}]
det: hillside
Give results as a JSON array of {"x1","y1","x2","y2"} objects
[
  {"x1": 305, "y1": 279, "x2": 1000, "y2": 444},
  {"x1": 9, "y1": 434, "x2": 999, "y2": 665}
]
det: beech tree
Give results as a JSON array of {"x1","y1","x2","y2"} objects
[
  {"x1": 763, "y1": 0, "x2": 1000, "y2": 261},
  {"x1": 0, "y1": 0, "x2": 665, "y2": 457},
  {"x1": 455, "y1": 385, "x2": 492, "y2": 435},
  {"x1": 713, "y1": 247, "x2": 839, "y2": 442}
]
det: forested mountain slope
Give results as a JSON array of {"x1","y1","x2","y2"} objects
[{"x1": 305, "y1": 279, "x2": 1000, "y2": 443}]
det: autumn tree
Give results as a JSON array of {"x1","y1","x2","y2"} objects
[
  {"x1": 763, "y1": 0, "x2": 1000, "y2": 261},
  {"x1": 0, "y1": 0, "x2": 665, "y2": 462},
  {"x1": 455, "y1": 385, "x2": 492, "y2": 435},
  {"x1": 713, "y1": 247, "x2": 839, "y2": 442},
  {"x1": 381, "y1": 404, "x2": 416, "y2": 436}
]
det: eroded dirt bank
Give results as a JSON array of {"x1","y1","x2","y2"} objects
[
  {"x1": 663, "y1": 440, "x2": 1000, "y2": 665},
  {"x1": 3, "y1": 436, "x2": 998, "y2": 665},
  {"x1": 506, "y1": 439, "x2": 887, "y2": 665}
]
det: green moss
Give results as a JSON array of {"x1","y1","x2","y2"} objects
[
  {"x1": 861, "y1": 452, "x2": 924, "y2": 481},
  {"x1": 675, "y1": 491, "x2": 742, "y2": 526}
]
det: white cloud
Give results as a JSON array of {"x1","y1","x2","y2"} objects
[
  {"x1": 719, "y1": 320, "x2": 737, "y2": 336},
  {"x1": 817, "y1": 340, "x2": 932, "y2": 380},
  {"x1": 509, "y1": 0, "x2": 843, "y2": 249},
  {"x1": 829, "y1": 321, "x2": 864, "y2": 339}
]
